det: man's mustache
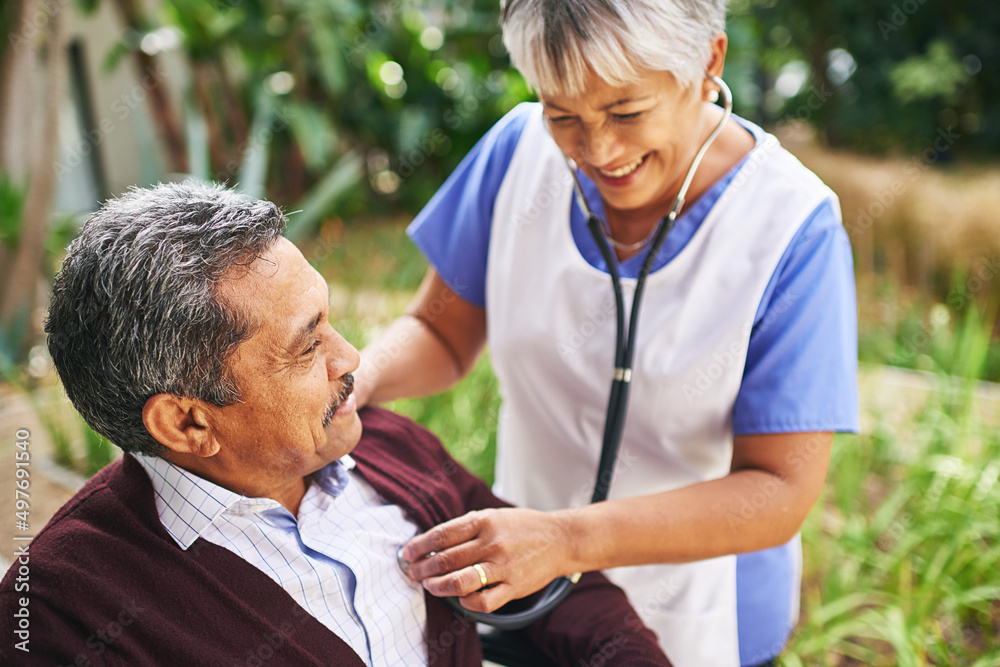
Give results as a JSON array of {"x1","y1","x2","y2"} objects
[{"x1": 322, "y1": 373, "x2": 355, "y2": 428}]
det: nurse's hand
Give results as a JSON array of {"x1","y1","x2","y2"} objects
[{"x1": 399, "y1": 508, "x2": 578, "y2": 612}]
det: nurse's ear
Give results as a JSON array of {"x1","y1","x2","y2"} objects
[{"x1": 702, "y1": 31, "x2": 728, "y2": 100}]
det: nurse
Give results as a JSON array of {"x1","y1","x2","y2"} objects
[{"x1": 355, "y1": 1, "x2": 859, "y2": 665}]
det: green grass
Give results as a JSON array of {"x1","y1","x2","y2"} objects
[
  {"x1": 857, "y1": 275, "x2": 1000, "y2": 383},
  {"x1": 387, "y1": 355, "x2": 501, "y2": 484},
  {"x1": 306, "y1": 216, "x2": 430, "y2": 292},
  {"x1": 784, "y1": 382, "x2": 1000, "y2": 666}
]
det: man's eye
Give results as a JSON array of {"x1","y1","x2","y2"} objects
[
  {"x1": 303, "y1": 340, "x2": 321, "y2": 355},
  {"x1": 546, "y1": 115, "x2": 574, "y2": 125}
]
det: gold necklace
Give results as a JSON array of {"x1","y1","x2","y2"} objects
[{"x1": 600, "y1": 216, "x2": 664, "y2": 251}]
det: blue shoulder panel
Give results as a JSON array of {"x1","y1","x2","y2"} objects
[{"x1": 407, "y1": 103, "x2": 536, "y2": 308}]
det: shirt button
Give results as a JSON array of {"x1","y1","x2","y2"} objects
[{"x1": 366, "y1": 606, "x2": 373, "y2": 618}]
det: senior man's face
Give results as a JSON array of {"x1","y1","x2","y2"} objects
[
  {"x1": 210, "y1": 237, "x2": 362, "y2": 491},
  {"x1": 540, "y1": 68, "x2": 714, "y2": 218}
]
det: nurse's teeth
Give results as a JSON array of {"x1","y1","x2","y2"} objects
[{"x1": 598, "y1": 156, "x2": 644, "y2": 178}]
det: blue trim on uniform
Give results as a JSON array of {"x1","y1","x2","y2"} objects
[
  {"x1": 408, "y1": 103, "x2": 535, "y2": 308},
  {"x1": 736, "y1": 542, "x2": 795, "y2": 665},
  {"x1": 732, "y1": 199, "x2": 860, "y2": 435},
  {"x1": 409, "y1": 105, "x2": 859, "y2": 435},
  {"x1": 568, "y1": 154, "x2": 747, "y2": 279}
]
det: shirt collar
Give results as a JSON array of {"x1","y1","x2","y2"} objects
[{"x1": 133, "y1": 453, "x2": 356, "y2": 550}]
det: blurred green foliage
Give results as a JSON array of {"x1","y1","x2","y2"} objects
[
  {"x1": 0, "y1": 175, "x2": 26, "y2": 251},
  {"x1": 85, "y1": 0, "x2": 531, "y2": 213},
  {"x1": 65, "y1": 0, "x2": 997, "y2": 220},
  {"x1": 735, "y1": 0, "x2": 996, "y2": 158},
  {"x1": 858, "y1": 275, "x2": 1000, "y2": 383}
]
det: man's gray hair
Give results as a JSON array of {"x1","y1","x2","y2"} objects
[
  {"x1": 501, "y1": 0, "x2": 728, "y2": 95},
  {"x1": 45, "y1": 181, "x2": 286, "y2": 456}
]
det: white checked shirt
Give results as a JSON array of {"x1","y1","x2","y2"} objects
[{"x1": 134, "y1": 454, "x2": 428, "y2": 667}]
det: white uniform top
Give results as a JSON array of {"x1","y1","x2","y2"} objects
[{"x1": 484, "y1": 110, "x2": 833, "y2": 666}]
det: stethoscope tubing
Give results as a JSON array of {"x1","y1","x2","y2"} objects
[{"x1": 444, "y1": 77, "x2": 733, "y2": 630}]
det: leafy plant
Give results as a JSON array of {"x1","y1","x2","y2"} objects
[
  {"x1": 786, "y1": 317, "x2": 1000, "y2": 665},
  {"x1": 0, "y1": 174, "x2": 26, "y2": 251},
  {"x1": 84, "y1": 0, "x2": 532, "y2": 215},
  {"x1": 82, "y1": 422, "x2": 115, "y2": 477}
]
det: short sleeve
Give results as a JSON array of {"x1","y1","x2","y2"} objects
[
  {"x1": 406, "y1": 103, "x2": 536, "y2": 307},
  {"x1": 732, "y1": 199, "x2": 860, "y2": 434}
]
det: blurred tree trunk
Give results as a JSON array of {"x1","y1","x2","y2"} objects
[
  {"x1": 0, "y1": 0, "x2": 30, "y2": 176},
  {"x1": 212, "y1": 54, "x2": 250, "y2": 176},
  {"x1": 215, "y1": 60, "x2": 250, "y2": 164},
  {"x1": 0, "y1": 0, "x2": 24, "y2": 156},
  {"x1": 191, "y1": 59, "x2": 251, "y2": 181},
  {"x1": 808, "y1": 38, "x2": 837, "y2": 145},
  {"x1": 108, "y1": 0, "x2": 188, "y2": 174},
  {"x1": 191, "y1": 61, "x2": 228, "y2": 176},
  {"x1": 0, "y1": 3, "x2": 67, "y2": 355},
  {"x1": 0, "y1": 0, "x2": 29, "y2": 295}
]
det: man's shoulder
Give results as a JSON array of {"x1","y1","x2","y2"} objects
[
  {"x1": 17, "y1": 458, "x2": 132, "y2": 543},
  {"x1": 0, "y1": 456, "x2": 158, "y2": 591},
  {"x1": 0, "y1": 455, "x2": 166, "y2": 660},
  {"x1": 355, "y1": 406, "x2": 448, "y2": 463}
]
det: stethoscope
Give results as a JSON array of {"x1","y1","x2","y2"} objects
[{"x1": 403, "y1": 76, "x2": 733, "y2": 630}]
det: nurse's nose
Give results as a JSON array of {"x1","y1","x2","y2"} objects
[{"x1": 578, "y1": 123, "x2": 624, "y2": 168}]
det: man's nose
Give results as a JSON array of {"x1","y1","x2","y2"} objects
[{"x1": 326, "y1": 328, "x2": 360, "y2": 379}]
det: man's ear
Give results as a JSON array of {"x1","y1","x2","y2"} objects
[{"x1": 143, "y1": 394, "x2": 221, "y2": 458}]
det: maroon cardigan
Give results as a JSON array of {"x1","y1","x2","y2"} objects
[{"x1": 0, "y1": 407, "x2": 669, "y2": 666}]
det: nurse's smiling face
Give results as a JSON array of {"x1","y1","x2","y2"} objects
[
  {"x1": 537, "y1": 34, "x2": 730, "y2": 223},
  {"x1": 541, "y1": 68, "x2": 710, "y2": 218}
]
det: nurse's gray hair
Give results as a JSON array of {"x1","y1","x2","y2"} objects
[{"x1": 501, "y1": 0, "x2": 728, "y2": 95}]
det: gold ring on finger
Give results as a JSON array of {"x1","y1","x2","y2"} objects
[{"x1": 472, "y1": 562, "x2": 488, "y2": 588}]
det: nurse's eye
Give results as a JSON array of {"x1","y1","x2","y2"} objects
[
  {"x1": 610, "y1": 112, "x2": 642, "y2": 124},
  {"x1": 545, "y1": 115, "x2": 575, "y2": 125}
]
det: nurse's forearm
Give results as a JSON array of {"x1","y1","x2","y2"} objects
[
  {"x1": 560, "y1": 471, "x2": 806, "y2": 570},
  {"x1": 355, "y1": 268, "x2": 487, "y2": 406},
  {"x1": 356, "y1": 315, "x2": 463, "y2": 405},
  {"x1": 559, "y1": 431, "x2": 833, "y2": 572}
]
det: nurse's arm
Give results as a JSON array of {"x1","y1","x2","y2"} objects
[
  {"x1": 567, "y1": 430, "x2": 834, "y2": 566},
  {"x1": 354, "y1": 268, "x2": 486, "y2": 406},
  {"x1": 402, "y1": 430, "x2": 832, "y2": 613}
]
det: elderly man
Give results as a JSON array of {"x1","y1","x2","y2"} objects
[{"x1": 0, "y1": 182, "x2": 670, "y2": 666}]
